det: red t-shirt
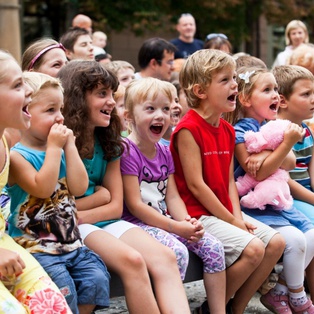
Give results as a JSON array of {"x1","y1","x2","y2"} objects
[{"x1": 170, "y1": 110, "x2": 235, "y2": 219}]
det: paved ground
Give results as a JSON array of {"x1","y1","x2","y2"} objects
[{"x1": 97, "y1": 280, "x2": 272, "y2": 313}]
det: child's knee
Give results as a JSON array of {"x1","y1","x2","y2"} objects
[
  {"x1": 243, "y1": 238, "x2": 265, "y2": 263},
  {"x1": 267, "y1": 233, "x2": 285, "y2": 256}
]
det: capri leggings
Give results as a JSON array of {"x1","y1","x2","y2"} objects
[
  {"x1": 274, "y1": 225, "x2": 314, "y2": 289},
  {"x1": 136, "y1": 221, "x2": 225, "y2": 280}
]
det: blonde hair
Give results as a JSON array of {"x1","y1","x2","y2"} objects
[
  {"x1": 104, "y1": 60, "x2": 135, "y2": 76},
  {"x1": 125, "y1": 77, "x2": 174, "y2": 117},
  {"x1": 272, "y1": 65, "x2": 314, "y2": 100},
  {"x1": 288, "y1": 44, "x2": 314, "y2": 75},
  {"x1": 0, "y1": 50, "x2": 16, "y2": 82},
  {"x1": 224, "y1": 67, "x2": 270, "y2": 125},
  {"x1": 114, "y1": 84, "x2": 126, "y2": 102},
  {"x1": 285, "y1": 20, "x2": 309, "y2": 46},
  {"x1": 179, "y1": 49, "x2": 236, "y2": 108},
  {"x1": 23, "y1": 72, "x2": 63, "y2": 105}
]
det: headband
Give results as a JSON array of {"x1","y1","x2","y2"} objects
[{"x1": 28, "y1": 43, "x2": 66, "y2": 71}]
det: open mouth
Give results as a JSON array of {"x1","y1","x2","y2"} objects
[
  {"x1": 150, "y1": 125, "x2": 163, "y2": 134},
  {"x1": 269, "y1": 103, "x2": 278, "y2": 111},
  {"x1": 227, "y1": 94, "x2": 236, "y2": 102},
  {"x1": 100, "y1": 109, "x2": 110, "y2": 116},
  {"x1": 22, "y1": 104, "x2": 31, "y2": 117}
]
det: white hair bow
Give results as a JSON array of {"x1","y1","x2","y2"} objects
[{"x1": 239, "y1": 70, "x2": 255, "y2": 84}]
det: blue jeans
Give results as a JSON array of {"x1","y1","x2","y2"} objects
[{"x1": 33, "y1": 246, "x2": 110, "y2": 314}]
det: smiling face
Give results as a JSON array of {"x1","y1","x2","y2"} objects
[
  {"x1": 155, "y1": 51, "x2": 174, "y2": 81},
  {"x1": 0, "y1": 58, "x2": 32, "y2": 134},
  {"x1": 85, "y1": 84, "x2": 116, "y2": 129},
  {"x1": 130, "y1": 93, "x2": 171, "y2": 145},
  {"x1": 289, "y1": 27, "x2": 306, "y2": 48},
  {"x1": 27, "y1": 87, "x2": 64, "y2": 143},
  {"x1": 36, "y1": 48, "x2": 68, "y2": 77},
  {"x1": 245, "y1": 73, "x2": 280, "y2": 123},
  {"x1": 177, "y1": 15, "x2": 196, "y2": 42}
]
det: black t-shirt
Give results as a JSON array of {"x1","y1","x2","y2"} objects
[{"x1": 170, "y1": 38, "x2": 204, "y2": 59}]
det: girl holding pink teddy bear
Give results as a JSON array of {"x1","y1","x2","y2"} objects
[{"x1": 228, "y1": 66, "x2": 314, "y2": 314}]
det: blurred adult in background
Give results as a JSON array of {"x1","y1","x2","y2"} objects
[
  {"x1": 72, "y1": 14, "x2": 92, "y2": 34},
  {"x1": 170, "y1": 13, "x2": 203, "y2": 59},
  {"x1": 272, "y1": 20, "x2": 309, "y2": 67},
  {"x1": 135, "y1": 37, "x2": 176, "y2": 81}
]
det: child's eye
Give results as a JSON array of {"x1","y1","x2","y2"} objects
[
  {"x1": 163, "y1": 106, "x2": 170, "y2": 112},
  {"x1": 47, "y1": 107, "x2": 55, "y2": 112}
]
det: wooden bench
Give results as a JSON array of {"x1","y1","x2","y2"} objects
[{"x1": 109, "y1": 251, "x2": 203, "y2": 297}]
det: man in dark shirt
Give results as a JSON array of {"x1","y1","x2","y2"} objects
[{"x1": 170, "y1": 13, "x2": 204, "y2": 59}]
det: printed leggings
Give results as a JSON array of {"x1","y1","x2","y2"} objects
[{"x1": 136, "y1": 221, "x2": 225, "y2": 280}]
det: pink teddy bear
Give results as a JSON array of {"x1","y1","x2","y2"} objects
[{"x1": 236, "y1": 119, "x2": 293, "y2": 210}]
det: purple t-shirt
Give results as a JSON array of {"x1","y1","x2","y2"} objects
[{"x1": 120, "y1": 138, "x2": 174, "y2": 223}]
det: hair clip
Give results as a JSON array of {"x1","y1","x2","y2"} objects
[{"x1": 239, "y1": 70, "x2": 255, "y2": 84}]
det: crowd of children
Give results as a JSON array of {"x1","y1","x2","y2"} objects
[{"x1": 2, "y1": 14, "x2": 314, "y2": 314}]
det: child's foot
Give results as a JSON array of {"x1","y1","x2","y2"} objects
[
  {"x1": 289, "y1": 298, "x2": 314, "y2": 314},
  {"x1": 260, "y1": 290, "x2": 292, "y2": 314}
]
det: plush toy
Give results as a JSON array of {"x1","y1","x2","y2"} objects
[{"x1": 236, "y1": 119, "x2": 293, "y2": 210}]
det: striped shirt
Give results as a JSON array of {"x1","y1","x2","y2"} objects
[{"x1": 289, "y1": 123, "x2": 313, "y2": 191}]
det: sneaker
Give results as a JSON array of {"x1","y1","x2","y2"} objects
[
  {"x1": 260, "y1": 291, "x2": 292, "y2": 314},
  {"x1": 289, "y1": 298, "x2": 314, "y2": 314}
]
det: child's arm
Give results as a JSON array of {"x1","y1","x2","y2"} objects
[
  {"x1": 235, "y1": 123, "x2": 302, "y2": 181},
  {"x1": 64, "y1": 129, "x2": 88, "y2": 197},
  {"x1": 245, "y1": 150, "x2": 271, "y2": 177},
  {"x1": 176, "y1": 129, "x2": 251, "y2": 232},
  {"x1": 0, "y1": 248, "x2": 25, "y2": 277},
  {"x1": 288, "y1": 178, "x2": 314, "y2": 205},
  {"x1": 229, "y1": 158, "x2": 256, "y2": 234},
  {"x1": 8, "y1": 123, "x2": 68, "y2": 198},
  {"x1": 123, "y1": 173, "x2": 203, "y2": 242},
  {"x1": 75, "y1": 159, "x2": 122, "y2": 224}
]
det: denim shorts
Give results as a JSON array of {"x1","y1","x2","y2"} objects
[{"x1": 33, "y1": 246, "x2": 110, "y2": 314}]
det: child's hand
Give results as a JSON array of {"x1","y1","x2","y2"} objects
[
  {"x1": 0, "y1": 249, "x2": 25, "y2": 277},
  {"x1": 64, "y1": 128, "x2": 76, "y2": 148},
  {"x1": 245, "y1": 151, "x2": 271, "y2": 177},
  {"x1": 231, "y1": 217, "x2": 256, "y2": 234},
  {"x1": 47, "y1": 123, "x2": 69, "y2": 148},
  {"x1": 176, "y1": 220, "x2": 204, "y2": 243},
  {"x1": 283, "y1": 123, "x2": 305, "y2": 146}
]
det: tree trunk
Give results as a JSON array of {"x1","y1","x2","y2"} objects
[{"x1": 0, "y1": 0, "x2": 21, "y2": 62}]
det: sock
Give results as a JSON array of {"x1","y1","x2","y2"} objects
[
  {"x1": 271, "y1": 283, "x2": 289, "y2": 296},
  {"x1": 289, "y1": 290, "x2": 308, "y2": 307}
]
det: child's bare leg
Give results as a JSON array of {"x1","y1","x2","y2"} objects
[
  {"x1": 232, "y1": 234, "x2": 285, "y2": 314},
  {"x1": 226, "y1": 238, "x2": 265, "y2": 304},
  {"x1": 84, "y1": 230, "x2": 160, "y2": 314},
  {"x1": 203, "y1": 271, "x2": 226, "y2": 314},
  {"x1": 78, "y1": 304, "x2": 95, "y2": 314},
  {"x1": 120, "y1": 228, "x2": 191, "y2": 314}
]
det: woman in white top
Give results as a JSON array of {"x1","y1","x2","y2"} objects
[{"x1": 272, "y1": 20, "x2": 309, "y2": 67}]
